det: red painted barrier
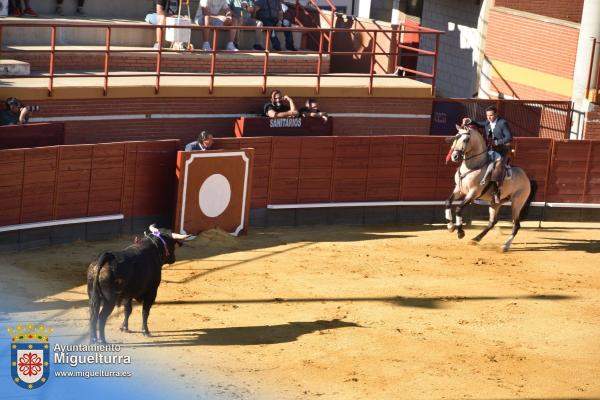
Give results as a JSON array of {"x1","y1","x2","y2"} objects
[
  {"x1": 0, "y1": 122, "x2": 65, "y2": 150},
  {"x1": 0, "y1": 136, "x2": 598, "y2": 231},
  {"x1": 0, "y1": 139, "x2": 179, "y2": 227},
  {"x1": 214, "y1": 136, "x2": 600, "y2": 207}
]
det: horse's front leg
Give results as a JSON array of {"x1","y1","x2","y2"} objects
[
  {"x1": 445, "y1": 190, "x2": 461, "y2": 232},
  {"x1": 455, "y1": 190, "x2": 476, "y2": 239}
]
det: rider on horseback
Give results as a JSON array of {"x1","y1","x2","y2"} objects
[{"x1": 463, "y1": 105, "x2": 512, "y2": 204}]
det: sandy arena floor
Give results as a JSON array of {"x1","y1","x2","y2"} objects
[{"x1": 1, "y1": 221, "x2": 599, "y2": 399}]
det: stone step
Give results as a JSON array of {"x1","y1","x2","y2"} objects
[
  {"x1": 3, "y1": 46, "x2": 330, "y2": 74},
  {"x1": 0, "y1": 59, "x2": 30, "y2": 75},
  {"x1": 6, "y1": 0, "x2": 156, "y2": 19}
]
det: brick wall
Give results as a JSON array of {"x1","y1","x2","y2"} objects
[
  {"x1": 10, "y1": 52, "x2": 329, "y2": 75},
  {"x1": 25, "y1": 97, "x2": 433, "y2": 143},
  {"x1": 584, "y1": 107, "x2": 600, "y2": 140},
  {"x1": 483, "y1": 8, "x2": 579, "y2": 100},
  {"x1": 495, "y1": 0, "x2": 583, "y2": 23}
]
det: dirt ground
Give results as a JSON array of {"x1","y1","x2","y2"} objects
[{"x1": 1, "y1": 221, "x2": 600, "y2": 399}]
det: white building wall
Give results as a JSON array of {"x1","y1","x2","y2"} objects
[{"x1": 417, "y1": 0, "x2": 484, "y2": 98}]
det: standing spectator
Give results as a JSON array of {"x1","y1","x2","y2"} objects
[
  {"x1": 55, "y1": 0, "x2": 85, "y2": 15},
  {"x1": 195, "y1": 0, "x2": 238, "y2": 51},
  {"x1": 185, "y1": 131, "x2": 215, "y2": 151},
  {"x1": 230, "y1": 0, "x2": 265, "y2": 50},
  {"x1": 264, "y1": 89, "x2": 298, "y2": 118},
  {"x1": 299, "y1": 98, "x2": 328, "y2": 121},
  {"x1": 254, "y1": 0, "x2": 296, "y2": 51},
  {"x1": 9, "y1": 0, "x2": 37, "y2": 17},
  {"x1": 0, "y1": 97, "x2": 35, "y2": 126}
]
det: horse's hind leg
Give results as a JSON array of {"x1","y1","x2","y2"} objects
[
  {"x1": 471, "y1": 204, "x2": 500, "y2": 243},
  {"x1": 502, "y1": 193, "x2": 527, "y2": 252}
]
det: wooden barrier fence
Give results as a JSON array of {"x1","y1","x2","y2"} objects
[
  {"x1": 0, "y1": 136, "x2": 598, "y2": 231},
  {"x1": 214, "y1": 136, "x2": 600, "y2": 208},
  {"x1": 0, "y1": 140, "x2": 179, "y2": 227}
]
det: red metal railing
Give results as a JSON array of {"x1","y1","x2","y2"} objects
[
  {"x1": 0, "y1": 22, "x2": 443, "y2": 96},
  {"x1": 586, "y1": 37, "x2": 600, "y2": 104}
]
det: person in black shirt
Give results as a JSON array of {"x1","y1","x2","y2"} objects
[
  {"x1": 263, "y1": 89, "x2": 298, "y2": 118},
  {"x1": 299, "y1": 98, "x2": 328, "y2": 121}
]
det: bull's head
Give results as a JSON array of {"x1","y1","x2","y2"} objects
[{"x1": 149, "y1": 224, "x2": 196, "y2": 264}]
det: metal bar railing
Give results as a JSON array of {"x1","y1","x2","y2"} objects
[
  {"x1": 155, "y1": 25, "x2": 164, "y2": 94},
  {"x1": 368, "y1": 31, "x2": 377, "y2": 95},
  {"x1": 262, "y1": 30, "x2": 271, "y2": 94},
  {"x1": 103, "y1": 26, "x2": 111, "y2": 96},
  {"x1": 316, "y1": 31, "x2": 324, "y2": 94},
  {"x1": 0, "y1": 22, "x2": 443, "y2": 96},
  {"x1": 48, "y1": 26, "x2": 56, "y2": 97}
]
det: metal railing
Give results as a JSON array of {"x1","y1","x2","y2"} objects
[
  {"x1": 586, "y1": 37, "x2": 600, "y2": 103},
  {"x1": 0, "y1": 21, "x2": 443, "y2": 96}
]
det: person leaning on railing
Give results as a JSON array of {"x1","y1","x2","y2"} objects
[
  {"x1": 264, "y1": 89, "x2": 299, "y2": 118},
  {"x1": 0, "y1": 98, "x2": 37, "y2": 126},
  {"x1": 299, "y1": 98, "x2": 328, "y2": 121},
  {"x1": 194, "y1": 0, "x2": 238, "y2": 51}
]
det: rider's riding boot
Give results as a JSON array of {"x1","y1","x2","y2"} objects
[{"x1": 490, "y1": 182, "x2": 500, "y2": 204}]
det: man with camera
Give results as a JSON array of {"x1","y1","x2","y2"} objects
[{"x1": 0, "y1": 98, "x2": 38, "y2": 126}]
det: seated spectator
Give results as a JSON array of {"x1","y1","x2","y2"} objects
[
  {"x1": 300, "y1": 98, "x2": 328, "y2": 121},
  {"x1": 9, "y1": 0, "x2": 37, "y2": 17},
  {"x1": 148, "y1": 0, "x2": 175, "y2": 49},
  {"x1": 185, "y1": 131, "x2": 215, "y2": 151},
  {"x1": 0, "y1": 97, "x2": 36, "y2": 126},
  {"x1": 147, "y1": 0, "x2": 193, "y2": 50},
  {"x1": 195, "y1": 0, "x2": 238, "y2": 51},
  {"x1": 55, "y1": 0, "x2": 85, "y2": 16},
  {"x1": 230, "y1": 0, "x2": 265, "y2": 50},
  {"x1": 253, "y1": 0, "x2": 296, "y2": 51},
  {"x1": 264, "y1": 89, "x2": 298, "y2": 118}
]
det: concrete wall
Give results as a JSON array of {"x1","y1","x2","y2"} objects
[{"x1": 417, "y1": 0, "x2": 483, "y2": 98}]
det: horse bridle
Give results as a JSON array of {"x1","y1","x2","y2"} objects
[{"x1": 452, "y1": 131, "x2": 487, "y2": 162}]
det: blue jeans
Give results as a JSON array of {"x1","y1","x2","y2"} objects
[{"x1": 259, "y1": 18, "x2": 294, "y2": 50}]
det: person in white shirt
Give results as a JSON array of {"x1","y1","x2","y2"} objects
[{"x1": 195, "y1": 0, "x2": 238, "y2": 51}]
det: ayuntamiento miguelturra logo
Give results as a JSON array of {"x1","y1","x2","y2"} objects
[{"x1": 8, "y1": 323, "x2": 52, "y2": 390}]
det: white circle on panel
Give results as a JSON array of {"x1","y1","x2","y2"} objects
[{"x1": 199, "y1": 173, "x2": 231, "y2": 218}]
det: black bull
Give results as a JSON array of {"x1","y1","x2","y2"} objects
[{"x1": 87, "y1": 225, "x2": 193, "y2": 344}]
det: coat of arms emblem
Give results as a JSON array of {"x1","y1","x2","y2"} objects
[{"x1": 8, "y1": 323, "x2": 52, "y2": 390}]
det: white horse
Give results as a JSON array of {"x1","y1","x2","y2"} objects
[{"x1": 445, "y1": 123, "x2": 537, "y2": 251}]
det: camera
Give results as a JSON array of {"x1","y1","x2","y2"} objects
[{"x1": 25, "y1": 105, "x2": 40, "y2": 112}]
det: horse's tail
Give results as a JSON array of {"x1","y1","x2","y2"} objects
[{"x1": 519, "y1": 180, "x2": 538, "y2": 221}]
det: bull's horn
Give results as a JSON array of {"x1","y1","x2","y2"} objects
[
  {"x1": 149, "y1": 224, "x2": 159, "y2": 234},
  {"x1": 171, "y1": 232, "x2": 194, "y2": 240}
]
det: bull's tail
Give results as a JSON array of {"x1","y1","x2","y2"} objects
[
  {"x1": 519, "y1": 180, "x2": 538, "y2": 221},
  {"x1": 94, "y1": 252, "x2": 115, "y2": 302}
]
